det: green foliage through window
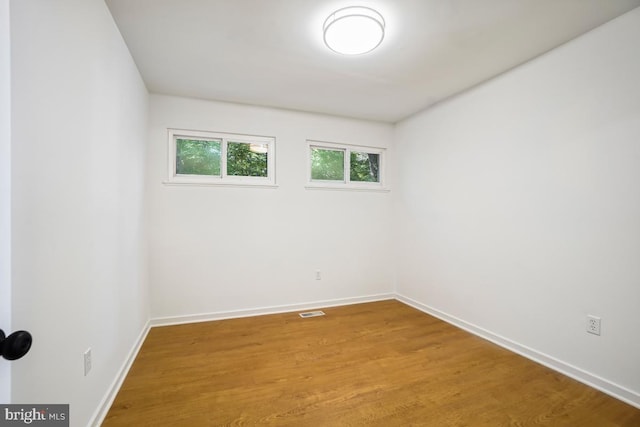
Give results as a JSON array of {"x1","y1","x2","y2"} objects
[
  {"x1": 227, "y1": 142, "x2": 268, "y2": 177},
  {"x1": 311, "y1": 148, "x2": 345, "y2": 181},
  {"x1": 170, "y1": 130, "x2": 275, "y2": 186},
  {"x1": 350, "y1": 151, "x2": 380, "y2": 182},
  {"x1": 176, "y1": 138, "x2": 221, "y2": 176},
  {"x1": 310, "y1": 144, "x2": 382, "y2": 184}
]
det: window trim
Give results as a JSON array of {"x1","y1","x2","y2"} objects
[
  {"x1": 305, "y1": 140, "x2": 389, "y2": 192},
  {"x1": 165, "y1": 128, "x2": 276, "y2": 187}
]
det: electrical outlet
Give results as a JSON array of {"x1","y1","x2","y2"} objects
[
  {"x1": 586, "y1": 315, "x2": 601, "y2": 336},
  {"x1": 84, "y1": 348, "x2": 92, "y2": 376},
  {"x1": 315, "y1": 270, "x2": 321, "y2": 280}
]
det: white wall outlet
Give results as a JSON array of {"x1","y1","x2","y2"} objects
[
  {"x1": 84, "y1": 348, "x2": 92, "y2": 376},
  {"x1": 587, "y1": 315, "x2": 601, "y2": 336},
  {"x1": 315, "y1": 270, "x2": 321, "y2": 280}
]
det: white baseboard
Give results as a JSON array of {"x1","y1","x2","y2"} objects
[
  {"x1": 89, "y1": 320, "x2": 151, "y2": 427},
  {"x1": 151, "y1": 293, "x2": 395, "y2": 327},
  {"x1": 395, "y1": 293, "x2": 640, "y2": 410}
]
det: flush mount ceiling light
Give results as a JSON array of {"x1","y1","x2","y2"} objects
[{"x1": 323, "y1": 6, "x2": 385, "y2": 55}]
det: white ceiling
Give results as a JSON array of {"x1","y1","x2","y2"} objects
[{"x1": 106, "y1": 0, "x2": 640, "y2": 123}]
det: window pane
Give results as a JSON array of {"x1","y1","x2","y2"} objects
[
  {"x1": 350, "y1": 151, "x2": 380, "y2": 182},
  {"x1": 311, "y1": 148, "x2": 345, "y2": 181},
  {"x1": 176, "y1": 138, "x2": 221, "y2": 176},
  {"x1": 227, "y1": 141, "x2": 268, "y2": 177}
]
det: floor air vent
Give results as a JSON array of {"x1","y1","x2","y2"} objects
[{"x1": 298, "y1": 310, "x2": 325, "y2": 318}]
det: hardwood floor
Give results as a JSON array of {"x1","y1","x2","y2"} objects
[{"x1": 103, "y1": 300, "x2": 640, "y2": 426}]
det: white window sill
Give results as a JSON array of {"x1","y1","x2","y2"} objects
[
  {"x1": 163, "y1": 180, "x2": 278, "y2": 189},
  {"x1": 305, "y1": 184, "x2": 390, "y2": 193}
]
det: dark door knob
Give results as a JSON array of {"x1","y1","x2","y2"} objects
[{"x1": 0, "y1": 329, "x2": 33, "y2": 360}]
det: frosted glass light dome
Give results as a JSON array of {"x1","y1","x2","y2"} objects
[{"x1": 323, "y1": 6, "x2": 385, "y2": 55}]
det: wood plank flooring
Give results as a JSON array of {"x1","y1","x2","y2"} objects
[{"x1": 103, "y1": 300, "x2": 640, "y2": 426}]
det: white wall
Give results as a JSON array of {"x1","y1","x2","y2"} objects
[
  {"x1": 148, "y1": 95, "x2": 394, "y2": 320},
  {"x1": 0, "y1": 0, "x2": 11, "y2": 404},
  {"x1": 10, "y1": 0, "x2": 149, "y2": 425},
  {"x1": 395, "y1": 7, "x2": 640, "y2": 406}
]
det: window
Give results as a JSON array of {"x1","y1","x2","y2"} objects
[
  {"x1": 307, "y1": 141, "x2": 387, "y2": 191},
  {"x1": 310, "y1": 147, "x2": 345, "y2": 181},
  {"x1": 167, "y1": 129, "x2": 276, "y2": 187}
]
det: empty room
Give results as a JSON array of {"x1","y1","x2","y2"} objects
[{"x1": 2, "y1": 0, "x2": 640, "y2": 425}]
